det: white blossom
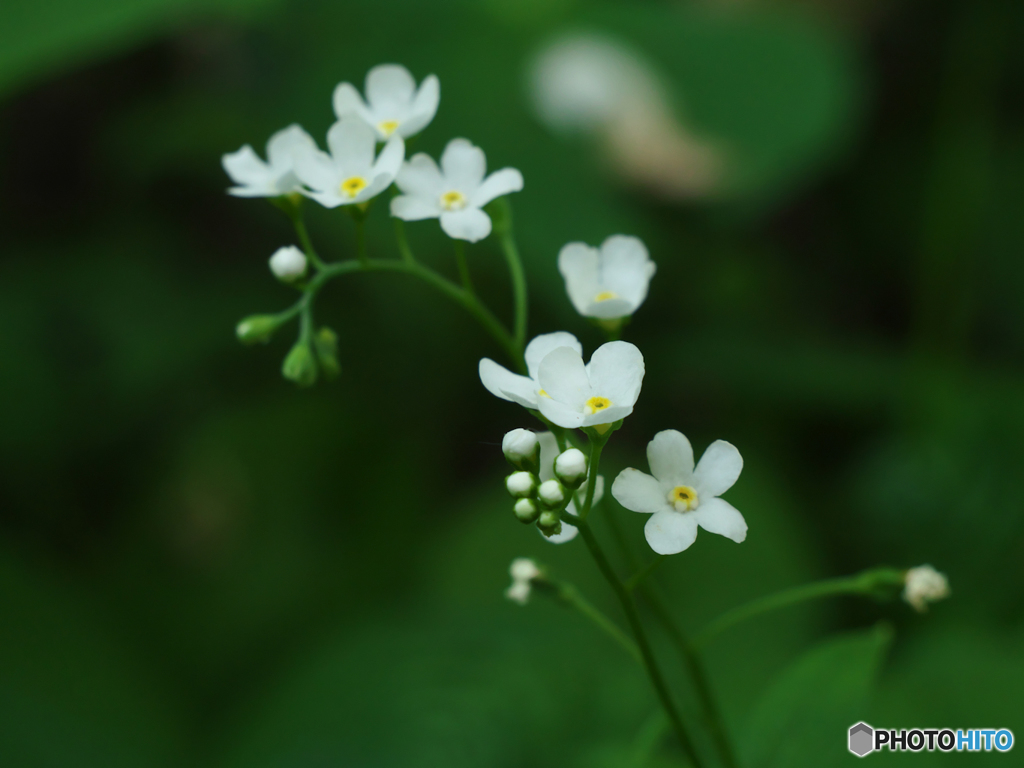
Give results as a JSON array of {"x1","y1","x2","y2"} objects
[
  {"x1": 903, "y1": 565, "x2": 950, "y2": 612},
  {"x1": 222, "y1": 124, "x2": 316, "y2": 198},
  {"x1": 506, "y1": 471, "x2": 536, "y2": 498},
  {"x1": 292, "y1": 117, "x2": 404, "y2": 208},
  {"x1": 502, "y1": 429, "x2": 539, "y2": 468},
  {"x1": 333, "y1": 64, "x2": 439, "y2": 141},
  {"x1": 612, "y1": 430, "x2": 745, "y2": 555},
  {"x1": 559, "y1": 235, "x2": 656, "y2": 320},
  {"x1": 535, "y1": 341, "x2": 644, "y2": 429},
  {"x1": 536, "y1": 432, "x2": 604, "y2": 544},
  {"x1": 268, "y1": 246, "x2": 307, "y2": 281},
  {"x1": 391, "y1": 138, "x2": 523, "y2": 242},
  {"x1": 479, "y1": 332, "x2": 582, "y2": 410}
]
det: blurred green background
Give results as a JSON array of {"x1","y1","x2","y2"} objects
[{"x1": 1, "y1": 0, "x2": 1022, "y2": 765}]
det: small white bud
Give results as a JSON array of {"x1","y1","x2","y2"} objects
[
  {"x1": 506, "y1": 471, "x2": 537, "y2": 498},
  {"x1": 510, "y1": 557, "x2": 541, "y2": 582},
  {"x1": 514, "y1": 498, "x2": 539, "y2": 523},
  {"x1": 502, "y1": 428, "x2": 540, "y2": 471},
  {"x1": 554, "y1": 448, "x2": 588, "y2": 489},
  {"x1": 903, "y1": 565, "x2": 950, "y2": 612},
  {"x1": 269, "y1": 245, "x2": 308, "y2": 281},
  {"x1": 505, "y1": 580, "x2": 531, "y2": 605},
  {"x1": 537, "y1": 479, "x2": 566, "y2": 508}
]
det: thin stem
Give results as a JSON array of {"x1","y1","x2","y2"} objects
[
  {"x1": 393, "y1": 218, "x2": 416, "y2": 265},
  {"x1": 693, "y1": 567, "x2": 906, "y2": 649},
  {"x1": 554, "y1": 581, "x2": 642, "y2": 664},
  {"x1": 354, "y1": 217, "x2": 368, "y2": 267},
  {"x1": 455, "y1": 240, "x2": 474, "y2": 294},
  {"x1": 579, "y1": 434, "x2": 606, "y2": 521},
  {"x1": 625, "y1": 556, "x2": 664, "y2": 593},
  {"x1": 576, "y1": 519, "x2": 704, "y2": 768},
  {"x1": 288, "y1": 209, "x2": 325, "y2": 271},
  {"x1": 498, "y1": 230, "x2": 528, "y2": 352}
]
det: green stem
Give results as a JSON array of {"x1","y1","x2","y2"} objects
[
  {"x1": 693, "y1": 567, "x2": 906, "y2": 649},
  {"x1": 498, "y1": 230, "x2": 528, "y2": 352},
  {"x1": 393, "y1": 219, "x2": 416, "y2": 265},
  {"x1": 576, "y1": 519, "x2": 704, "y2": 768},
  {"x1": 355, "y1": 217, "x2": 368, "y2": 267},
  {"x1": 288, "y1": 209, "x2": 325, "y2": 271},
  {"x1": 625, "y1": 556, "x2": 664, "y2": 593},
  {"x1": 579, "y1": 433, "x2": 607, "y2": 521},
  {"x1": 554, "y1": 581, "x2": 642, "y2": 664},
  {"x1": 455, "y1": 240, "x2": 474, "y2": 294}
]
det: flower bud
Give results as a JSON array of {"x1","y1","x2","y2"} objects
[
  {"x1": 269, "y1": 245, "x2": 308, "y2": 282},
  {"x1": 513, "y1": 497, "x2": 540, "y2": 523},
  {"x1": 506, "y1": 471, "x2": 537, "y2": 498},
  {"x1": 510, "y1": 557, "x2": 541, "y2": 582},
  {"x1": 903, "y1": 565, "x2": 950, "y2": 612},
  {"x1": 236, "y1": 314, "x2": 281, "y2": 345},
  {"x1": 537, "y1": 479, "x2": 566, "y2": 508},
  {"x1": 313, "y1": 326, "x2": 341, "y2": 380},
  {"x1": 282, "y1": 340, "x2": 318, "y2": 387},
  {"x1": 537, "y1": 510, "x2": 563, "y2": 537},
  {"x1": 505, "y1": 580, "x2": 531, "y2": 605},
  {"x1": 502, "y1": 428, "x2": 540, "y2": 472},
  {"x1": 554, "y1": 448, "x2": 588, "y2": 489}
]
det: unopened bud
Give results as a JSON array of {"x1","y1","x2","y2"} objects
[
  {"x1": 537, "y1": 479, "x2": 565, "y2": 508},
  {"x1": 513, "y1": 497, "x2": 539, "y2": 523},
  {"x1": 537, "y1": 510, "x2": 563, "y2": 537},
  {"x1": 269, "y1": 245, "x2": 307, "y2": 282},
  {"x1": 903, "y1": 565, "x2": 950, "y2": 612},
  {"x1": 313, "y1": 326, "x2": 341, "y2": 379},
  {"x1": 506, "y1": 471, "x2": 537, "y2": 498},
  {"x1": 555, "y1": 448, "x2": 588, "y2": 489},
  {"x1": 510, "y1": 557, "x2": 541, "y2": 582},
  {"x1": 236, "y1": 314, "x2": 281, "y2": 345},
  {"x1": 282, "y1": 341, "x2": 318, "y2": 387},
  {"x1": 502, "y1": 428, "x2": 540, "y2": 472}
]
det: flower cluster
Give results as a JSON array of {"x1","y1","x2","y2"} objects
[{"x1": 223, "y1": 64, "x2": 523, "y2": 242}]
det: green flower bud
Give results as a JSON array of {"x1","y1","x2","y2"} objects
[
  {"x1": 236, "y1": 314, "x2": 281, "y2": 345},
  {"x1": 282, "y1": 340, "x2": 318, "y2": 387},
  {"x1": 514, "y1": 498, "x2": 540, "y2": 524},
  {"x1": 314, "y1": 326, "x2": 341, "y2": 380},
  {"x1": 537, "y1": 479, "x2": 566, "y2": 509},
  {"x1": 537, "y1": 510, "x2": 563, "y2": 538}
]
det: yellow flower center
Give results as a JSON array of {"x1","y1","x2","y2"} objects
[
  {"x1": 340, "y1": 176, "x2": 368, "y2": 198},
  {"x1": 585, "y1": 396, "x2": 612, "y2": 414},
  {"x1": 669, "y1": 485, "x2": 699, "y2": 512},
  {"x1": 594, "y1": 291, "x2": 619, "y2": 302},
  {"x1": 440, "y1": 190, "x2": 468, "y2": 211},
  {"x1": 378, "y1": 119, "x2": 400, "y2": 137},
  {"x1": 537, "y1": 389, "x2": 550, "y2": 398}
]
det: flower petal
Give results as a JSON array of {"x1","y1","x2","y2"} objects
[
  {"x1": 537, "y1": 431, "x2": 558, "y2": 482},
  {"x1": 441, "y1": 138, "x2": 486, "y2": 193},
  {"x1": 541, "y1": 517, "x2": 579, "y2": 544},
  {"x1": 647, "y1": 430, "x2": 694, "y2": 485},
  {"x1": 440, "y1": 208, "x2": 492, "y2": 242},
  {"x1": 478, "y1": 358, "x2": 537, "y2": 408},
  {"x1": 580, "y1": 404, "x2": 634, "y2": 428},
  {"x1": 365, "y1": 64, "x2": 416, "y2": 110},
  {"x1": 326, "y1": 118, "x2": 375, "y2": 176},
  {"x1": 266, "y1": 124, "x2": 316, "y2": 173},
  {"x1": 537, "y1": 346, "x2": 590, "y2": 410},
  {"x1": 645, "y1": 510, "x2": 699, "y2": 555},
  {"x1": 524, "y1": 332, "x2": 582, "y2": 381},
  {"x1": 292, "y1": 146, "x2": 338, "y2": 193},
  {"x1": 693, "y1": 440, "x2": 743, "y2": 498},
  {"x1": 557, "y1": 242, "x2": 601, "y2": 316},
  {"x1": 390, "y1": 194, "x2": 440, "y2": 220},
  {"x1": 471, "y1": 168, "x2": 524, "y2": 207},
  {"x1": 694, "y1": 497, "x2": 747, "y2": 543},
  {"x1": 536, "y1": 397, "x2": 585, "y2": 429},
  {"x1": 397, "y1": 74, "x2": 440, "y2": 137},
  {"x1": 332, "y1": 81, "x2": 371, "y2": 121},
  {"x1": 611, "y1": 468, "x2": 666, "y2": 513},
  {"x1": 222, "y1": 145, "x2": 271, "y2": 188},
  {"x1": 396, "y1": 153, "x2": 444, "y2": 198},
  {"x1": 585, "y1": 341, "x2": 644, "y2": 408},
  {"x1": 599, "y1": 235, "x2": 655, "y2": 310},
  {"x1": 583, "y1": 297, "x2": 635, "y2": 320},
  {"x1": 371, "y1": 134, "x2": 405, "y2": 180}
]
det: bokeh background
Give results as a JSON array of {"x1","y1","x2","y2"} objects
[{"x1": 1, "y1": 0, "x2": 1022, "y2": 765}]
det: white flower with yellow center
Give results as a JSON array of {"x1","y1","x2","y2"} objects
[
  {"x1": 479, "y1": 332, "x2": 581, "y2": 410},
  {"x1": 903, "y1": 565, "x2": 950, "y2": 612},
  {"x1": 559, "y1": 235, "x2": 657, "y2": 320},
  {"x1": 222, "y1": 124, "x2": 316, "y2": 198},
  {"x1": 534, "y1": 341, "x2": 644, "y2": 430},
  {"x1": 390, "y1": 138, "x2": 523, "y2": 242},
  {"x1": 612, "y1": 430, "x2": 746, "y2": 555},
  {"x1": 333, "y1": 64, "x2": 440, "y2": 141},
  {"x1": 535, "y1": 432, "x2": 603, "y2": 544},
  {"x1": 291, "y1": 117, "x2": 404, "y2": 209}
]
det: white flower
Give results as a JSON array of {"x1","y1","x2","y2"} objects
[
  {"x1": 506, "y1": 557, "x2": 541, "y2": 604},
  {"x1": 502, "y1": 428, "x2": 539, "y2": 469},
  {"x1": 292, "y1": 117, "x2": 404, "y2": 208},
  {"x1": 535, "y1": 341, "x2": 644, "y2": 429},
  {"x1": 536, "y1": 432, "x2": 604, "y2": 544},
  {"x1": 268, "y1": 246, "x2": 307, "y2": 281},
  {"x1": 903, "y1": 565, "x2": 950, "y2": 612},
  {"x1": 559, "y1": 235, "x2": 656, "y2": 319},
  {"x1": 612, "y1": 430, "x2": 745, "y2": 555},
  {"x1": 333, "y1": 64, "x2": 440, "y2": 141},
  {"x1": 222, "y1": 124, "x2": 316, "y2": 198},
  {"x1": 479, "y1": 332, "x2": 582, "y2": 410},
  {"x1": 390, "y1": 138, "x2": 523, "y2": 242}
]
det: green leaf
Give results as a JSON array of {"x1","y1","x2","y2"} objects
[{"x1": 741, "y1": 624, "x2": 893, "y2": 768}]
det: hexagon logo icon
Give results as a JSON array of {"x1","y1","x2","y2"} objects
[{"x1": 849, "y1": 722, "x2": 874, "y2": 757}]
